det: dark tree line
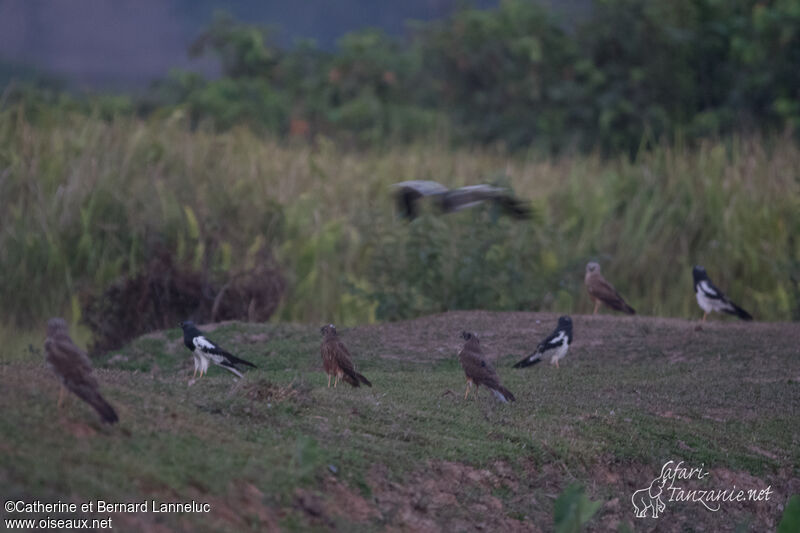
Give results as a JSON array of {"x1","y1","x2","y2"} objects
[{"x1": 9, "y1": 1, "x2": 800, "y2": 153}]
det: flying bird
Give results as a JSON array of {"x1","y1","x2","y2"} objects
[
  {"x1": 392, "y1": 180, "x2": 531, "y2": 220},
  {"x1": 513, "y1": 315, "x2": 573, "y2": 369},
  {"x1": 44, "y1": 318, "x2": 118, "y2": 424},
  {"x1": 585, "y1": 262, "x2": 636, "y2": 315},
  {"x1": 180, "y1": 321, "x2": 256, "y2": 380},
  {"x1": 320, "y1": 324, "x2": 372, "y2": 388},
  {"x1": 458, "y1": 331, "x2": 515, "y2": 403},
  {"x1": 692, "y1": 266, "x2": 752, "y2": 322}
]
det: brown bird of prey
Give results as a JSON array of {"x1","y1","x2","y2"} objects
[
  {"x1": 44, "y1": 318, "x2": 118, "y2": 424},
  {"x1": 458, "y1": 331, "x2": 515, "y2": 403},
  {"x1": 585, "y1": 262, "x2": 636, "y2": 315},
  {"x1": 320, "y1": 324, "x2": 372, "y2": 388},
  {"x1": 392, "y1": 181, "x2": 532, "y2": 220}
]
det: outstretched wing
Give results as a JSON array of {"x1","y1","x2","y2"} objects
[
  {"x1": 392, "y1": 181, "x2": 449, "y2": 219},
  {"x1": 442, "y1": 185, "x2": 532, "y2": 219}
]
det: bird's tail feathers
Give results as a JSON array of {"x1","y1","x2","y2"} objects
[
  {"x1": 78, "y1": 389, "x2": 118, "y2": 424},
  {"x1": 513, "y1": 352, "x2": 542, "y2": 368},
  {"x1": 496, "y1": 196, "x2": 532, "y2": 219},
  {"x1": 219, "y1": 363, "x2": 244, "y2": 378},
  {"x1": 341, "y1": 367, "x2": 372, "y2": 387},
  {"x1": 225, "y1": 353, "x2": 257, "y2": 368},
  {"x1": 341, "y1": 370, "x2": 360, "y2": 387},
  {"x1": 490, "y1": 385, "x2": 516, "y2": 403},
  {"x1": 356, "y1": 372, "x2": 372, "y2": 387},
  {"x1": 622, "y1": 302, "x2": 636, "y2": 315},
  {"x1": 725, "y1": 301, "x2": 753, "y2": 321}
]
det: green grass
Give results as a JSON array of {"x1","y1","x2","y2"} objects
[
  {"x1": 1, "y1": 108, "x2": 799, "y2": 335},
  {"x1": 2, "y1": 312, "x2": 797, "y2": 531}
]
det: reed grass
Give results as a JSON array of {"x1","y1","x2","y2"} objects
[{"x1": 1, "y1": 105, "x2": 798, "y2": 340}]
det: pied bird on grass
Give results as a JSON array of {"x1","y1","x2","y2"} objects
[
  {"x1": 458, "y1": 331, "x2": 515, "y2": 403},
  {"x1": 392, "y1": 180, "x2": 532, "y2": 220},
  {"x1": 180, "y1": 321, "x2": 256, "y2": 381},
  {"x1": 513, "y1": 316, "x2": 573, "y2": 369},
  {"x1": 692, "y1": 266, "x2": 752, "y2": 322}
]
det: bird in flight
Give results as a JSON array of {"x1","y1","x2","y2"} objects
[
  {"x1": 458, "y1": 331, "x2": 515, "y2": 403},
  {"x1": 513, "y1": 315, "x2": 573, "y2": 369},
  {"x1": 320, "y1": 324, "x2": 372, "y2": 388},
  {"x1": 692, "y1": 266, "x2": 752, "y2": 322},
  {"x1": 392, "y1": 180, "x2": 532, "y2": 220},
  {"x1": 180, "y1": 321, "x2": 256, "y2": 380},
  {"x1": 44, "y1": 318, "x2": 119, "y2": 424},
  {"x1": 585, "y1": 262, "x2": 636, "y2": 315}
]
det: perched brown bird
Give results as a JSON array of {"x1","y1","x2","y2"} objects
[
  {"x1": 320, "y1": 324, "x2": 372, "y2": 388},
  {"x1": 44, "y1": 318, "x2": 118, "y2": 424},
  {"x1": 458, "y1": 331, "x2": 515, "y2": 403},
  {"x1": 585, "y1": 262, "x2": 636, "y2": 315}
]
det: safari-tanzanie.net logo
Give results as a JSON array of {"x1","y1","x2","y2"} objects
[{"x1": 631, "y1": 460, "x2": 773, "y2": 519}]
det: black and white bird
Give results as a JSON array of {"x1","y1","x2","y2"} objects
[
  {"x1": 513, "y1": 316, "x2": 573, "y2": 369},
  {"x1": 692, "y1": 266, "x2": 752, "y2": 322},
  {"x1": 392, "y1": 180, "x2": 532, "y2": 220},
  {"x1": 179, "y1": 321, "x2": 257, "y2": 380}
]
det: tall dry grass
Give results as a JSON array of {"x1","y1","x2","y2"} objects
[{"x1": 1, "y1": 106, "x2": 798, "y2": 342}]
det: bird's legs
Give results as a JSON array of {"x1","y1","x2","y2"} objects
[
  {"x1": 464, "y1": 380, "x2": 473, "y2": 400},
  {"x1": 555, "y1": 359, "x2": 560, "y2": 369},
  {"x1": 57, "y1": 385, "x2": 66, "y2": 408},
  {"x1": 327, "y1": 374, "x2": 331, "y2": 388},
  {"x1": 593, "y1": 300, "x2": 599, "y2": 315},
  {"x1": 334, "y1": 373, "x2": 340, "y2": 388},
  {"x1": 702, "y1": 312, "x2": 707, "y2": 323}
]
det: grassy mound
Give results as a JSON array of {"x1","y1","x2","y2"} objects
[{"x1": 2, "y1": 312, "x2": 797, "y2": 530}]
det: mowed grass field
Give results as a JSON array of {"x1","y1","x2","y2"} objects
[{"x1": 1, "y1": 312, "x2": 799, "y2": 532}]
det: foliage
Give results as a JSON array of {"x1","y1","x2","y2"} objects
[
  {"x1": 81, "y1": 248, "x2": 284, "y2": 354},
  {"x1": 125, "y1": 0, "x2": 800, "y2": 152},
  {"x1": 418, "y1": 0, "x2": 583, "y2": 149},
  {"x1": 364, "y1": 200, "x2": 550, "y2": 320},
  {"x1": 553, "y1": 483, "x2": 602, "y2": 533},
  {"x1": 778, "y1": 495, "x2": 800, "y2": 533},
  {"x1": 1, "y1": 108, "x2": 798, "y2": 331}
]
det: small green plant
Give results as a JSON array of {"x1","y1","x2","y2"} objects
[
  {"x1": 778, "y1": 495, "x2": 800, "y2": 533},
  {"x1": 553, "y1": 483, "x2": 603, "y2": 533}
]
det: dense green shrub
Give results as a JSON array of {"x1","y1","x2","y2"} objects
[
  {"x1": 0, "y1": 110, "x2": 798, "y2": 329},
  {"x1": 127, "y1": 1, "x2": 800, "y2": 152}
]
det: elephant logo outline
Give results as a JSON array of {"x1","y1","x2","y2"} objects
[{"x1": 631, "y1": 461, "x2": 674, "y2": 519}]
